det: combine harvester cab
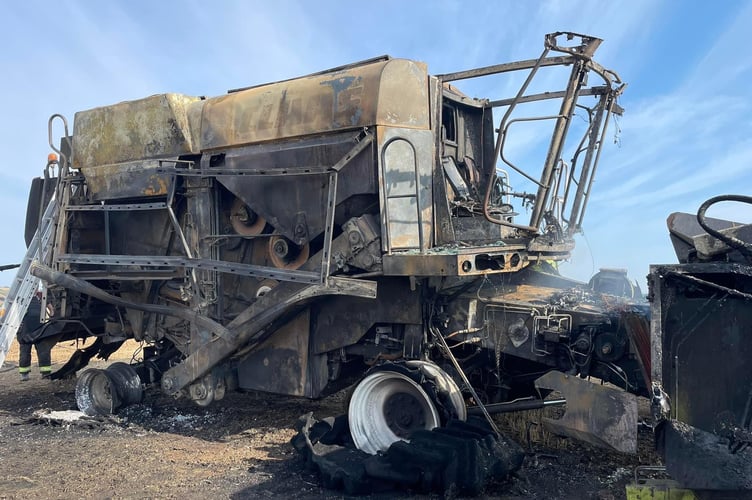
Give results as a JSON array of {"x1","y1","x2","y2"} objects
[{"x1": 13, "y1": 32, "x2": 643, "y2": 456}]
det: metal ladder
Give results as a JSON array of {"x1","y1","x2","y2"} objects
[{"x1": 0, "y1": 195, "x2": 59, "y2": 368}]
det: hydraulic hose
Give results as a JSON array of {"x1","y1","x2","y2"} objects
[{"x1": 696, "y1": 195, "x2": 752, "y2": 261}]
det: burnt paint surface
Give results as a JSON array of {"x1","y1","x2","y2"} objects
[
  {"x1": 73, "y1": 94, "x2": 200, "y2": 169},
  {"x1": 660, "y1": 420, "x2": 752, "y2": 490},
  {"x1": 82, "y1": 161, "x2": 173, "y2": 200},
  {"x1": 216, "y1": 132, "x2": 377, "y2": 243},
  {"x1": 312, "y1": 277, "x2": 422, "y2": 354},
  {"x1": 236, "y1": 309, "x2": 328, "y2": 397},
  {"x1": 201, "y1": 59, "x2": 429, "y2": 151},
  {"x1": 536, "y1": 371, "x2": 638, "y2": 454},
  {"x1": 653, "y1": 264, "x2": 752, "y2": 434}
]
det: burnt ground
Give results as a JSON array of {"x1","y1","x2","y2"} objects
[{"x1": 0, "y1": 340, "x2": 663, "y2": 499}]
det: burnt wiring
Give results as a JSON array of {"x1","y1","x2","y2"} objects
[
  {"x1": 596, "y1": 360, "x2": 636, "y2": 392},
  {"x1": 568, "y1": 330, "x2": 594, "y2": 369},
  {"x1": 130, "y1": 342, "x2": 144, "y2": 364},
  {"x1": 612, "y1": 112, "x2": 622, "y2": 147}
]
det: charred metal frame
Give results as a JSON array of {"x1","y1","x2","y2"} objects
[
  {"x1": 62, "y1": 131, "x2": 374, "y2": 287},
  {"x1": 439, "y1": 32, "x2": 625, "y2": 236}
]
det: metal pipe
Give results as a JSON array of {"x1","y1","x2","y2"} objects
[
  {"x1": 468, "y1": 397, "x2": 566, "y2": 415},
  {"x1": 567, "y1": 93, "x2": 608, "y2": 230},
  {"x1": 438, "y1": 55, "x2": 573, "y2": 82},
  {"x1": 30, "y1": 262, "x2": 233, "y2": 340},
  {"x1": 482, "y1": 47, "x2": 551, "y2": 233},
  {"x1": 528, "y1": 58, "x2": 586, "y2": 230},
  {"x1": 576, "y1": 95, "x2": 617, "y2": 230},
  {"x1": 431, "y1": 326, "x2": 501, "y2": 437},
  {"x1": 696, "y1": 195, "x2": 752, "y2": 259}
]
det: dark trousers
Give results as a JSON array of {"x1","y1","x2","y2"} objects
[{"x1": 18, "y1": 337, "x2": 55, "y2": 373}]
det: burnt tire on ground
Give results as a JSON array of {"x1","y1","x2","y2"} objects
[
  {"x1": 292, "y1": 412, "x2": 524, "y2": 496},
  {"x1": 347, "y1": 361, "x2": 467, "y2": 454}
]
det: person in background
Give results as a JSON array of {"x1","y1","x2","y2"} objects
[{"x1": 17, "y1": 293, "x2": 56, "y2": 381}]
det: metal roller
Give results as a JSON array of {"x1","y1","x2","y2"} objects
[
  {"x1": 229, "y1": 197, "x2": 266, "y2": 236},
  {"x1": 267, "y1": 235, "x2": 309, "y2": 270}
]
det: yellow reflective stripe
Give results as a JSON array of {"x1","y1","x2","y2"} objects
[
  {"x1": 39, "y1": 366, "x2": 52, "y2": 373},
  {"x1": 18, "y1": 367, "x2": 31, "y2": 373}
]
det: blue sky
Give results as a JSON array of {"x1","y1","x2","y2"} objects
[{"x1": 1, "y1": 0, "x2": 751, "y2": 287}]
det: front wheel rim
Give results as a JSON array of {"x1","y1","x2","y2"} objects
[{"x1": 348, "y1": 370, "x2": 439, "y2": 455}]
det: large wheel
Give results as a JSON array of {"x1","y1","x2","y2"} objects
[
  {"x1": 348, "y1": 361, "x2": 466, "y2": 455},
  {"x1": 405, "y1": 360, "x2": 467, "y2": 421},
  {"x1": 75, "y1": 363, "x2": 143, "y2": 416},
  {"x1": 76, "y1": 369, "x2": 118, "y2": 416}
]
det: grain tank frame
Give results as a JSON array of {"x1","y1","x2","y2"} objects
[{"x1": 28, "y1": 32, "x2": 636, "y2": 452}]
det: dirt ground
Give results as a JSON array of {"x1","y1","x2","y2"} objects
[{"x1": 0, "y1": 339, "x2": 663, "y2": 499}]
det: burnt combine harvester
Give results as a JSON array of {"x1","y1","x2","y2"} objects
[{"x1": 10, "y1": 32, "x2": 644, "y2": 457}]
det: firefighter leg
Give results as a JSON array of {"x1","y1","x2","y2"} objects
[
  {"x1": 35, "y1": 337, "x2": 56, "y2": 378},
  {"x1": 18, "y1": 342, "x2": 32, "y2": 381}
]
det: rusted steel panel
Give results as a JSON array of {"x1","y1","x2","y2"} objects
[
  {"x1": 382, "y1": 247, "x2": 527, "y2": 276},
  {"x1": 81, "y1": 160, "x2": 173, "y2": 200},
  {"x1": 216, "y1": 132, "x2": 376, "y2": 244},
  {"x1": 311, "y1": 277, "x2": 422, "y2": 354},
  {"x1": 622, "y1": 311, "x2": 651, "y2": 388},
  {"x1": 660, "y1": 420, "x2": 752, "y2": 490},
  {"x1": 236, "y1": 310, "x2": 326, "y2": 397},
  {"x1": 535, "y1": 371, "x2": 638, "y2": 454},
  {"x1": 72, "y1": 94, "x2": 202, "y2": 168},
  {"x1": 200, "y1": 59, "x2": 429, "y2": 150}
]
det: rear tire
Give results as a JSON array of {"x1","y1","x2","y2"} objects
[{"x1": 347, "y1": 361, "x2": 466, "y2": 454}]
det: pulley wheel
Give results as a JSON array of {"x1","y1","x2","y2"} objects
[
  {"x1": 229, "y1": 197, "x2": 266, "y2": 236},
  {"x1": 267, "y1": 235, "x2": 309, "y2": 270},
  {"x1": 188, "y1": 373, "x2": 219, "y2": 407}
]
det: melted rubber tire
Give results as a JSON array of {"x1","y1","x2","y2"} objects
[
  {"x1": 294, "y1": 412, "x2": 524, "y2": 496},
  {"x1": 76, "y1": 368, "x2": 119, "y2": 416},
  {"x1": 75, "y1": 363, "x2": 143, "y2": 416}
]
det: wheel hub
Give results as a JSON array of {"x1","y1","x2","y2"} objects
[{"x1": 384, "y1": 392, "x2": 427, "y2": 437}]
